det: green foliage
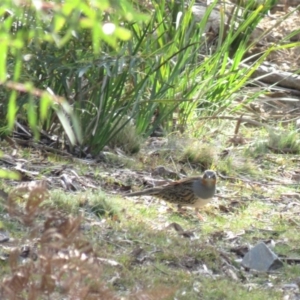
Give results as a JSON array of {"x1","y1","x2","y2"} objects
[
  {"x1": 1, "y1": 0, "x2": 299, "y2": 155},
  {"x1": 74, "y1": 0, "x2": 280, "y2": 153},
  {"x1": 0, "y1": 169, "x2": 20, "y2": 180},
  {"x1": 0, "y1": 0, "x2": 147, "y2": 144},
  {"x1": 90, "y1": 198, "x2": 118, "y2": 219}
]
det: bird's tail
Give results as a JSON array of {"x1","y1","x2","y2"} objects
[{"x1": 126, "y1": 188, "x2": 160, "y2": 197}]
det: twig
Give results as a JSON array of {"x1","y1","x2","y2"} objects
[
  {"x1": 13, "y1": 138, "x2": 73, "y2": 157},
  {"x1": 198, "y1": 116, "x2": 271, "y2": 129},
  {"x1": 218, "y1": 172, "x2": 300, "y2": 186}
]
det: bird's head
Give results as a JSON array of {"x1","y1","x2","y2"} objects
[{"x1": 202, "y1": 170, "x2": 217, "y2": 187}]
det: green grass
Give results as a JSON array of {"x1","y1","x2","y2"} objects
[
  {"x1": 2, "y1": 118, "x2": 300, "y2": 298},
  {"x1": 76, "y1": 185, "x2": 299, "y2": 298}
]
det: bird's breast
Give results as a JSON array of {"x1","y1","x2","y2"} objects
[
  {"x1": 193, "y1": 197, "x2": 212, "y2": 208},
  {"x1": 193, "y1": 181, "x2": 216, "y2": 199}
]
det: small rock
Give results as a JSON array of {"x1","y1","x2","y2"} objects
[
  {"x1": 242, "y1": 242, "x2": 284, "y2": 272},
  {"x1": 0, "y1": 230, "x2": 9, "y2": 243},
  {"x1": 282, "y1": 283, "x2": 299, "y2": 290}
]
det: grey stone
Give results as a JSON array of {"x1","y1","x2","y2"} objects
[
  {"x1": 242, "y1": 242, "x2": 284, "y2": 272},
  {"x1": 0, "y1": 230, "x2": 9, "y2": 243}
]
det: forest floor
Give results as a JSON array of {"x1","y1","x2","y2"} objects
[{"x1": 1, "y1": 113, "x2": 300, "y2": 299}]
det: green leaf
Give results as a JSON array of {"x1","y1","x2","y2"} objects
[
  {"x1": 0, "y1": 169, "x2": 20, "y2": 180},
  {"x1": 0, "y1": 38, "x2": 7, "y2": 82}
]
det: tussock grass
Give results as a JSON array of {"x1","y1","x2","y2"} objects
[
  {"x1": 181, "y1": 142, "x2": 217, "y2": 170},
  {"x1": 268, "y1": 130, "x2": 300, "y2": 154},
  {"x1": 109, "y1": 117, "x2": 142, "y2": 155},
  {"x1": 248, "y1": 128, "x2": 300, "y2": 156},
  {"x1": 217, "y1": 153, "x2": 258, "y2": 176}
]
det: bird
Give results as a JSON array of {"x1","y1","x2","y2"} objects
[{"x1": 126, "y1": 170, "x2": 217, "y2": 219}]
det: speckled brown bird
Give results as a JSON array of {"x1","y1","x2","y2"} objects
[{"x1": 126, "y1": 170, "x2": 217, "y2": 219}]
